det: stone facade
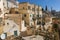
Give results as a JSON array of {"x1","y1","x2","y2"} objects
[
  {"x1": 4, "y1": 13, "x2": 22, "y2": 36},
  {"x1": 19, "y1": 2, "x2": 42, "y2": 27}
]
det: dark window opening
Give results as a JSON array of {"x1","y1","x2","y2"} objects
[
  {"x1": 24, "y1": 14, "x2": 26, "y2": 17},
  {"x1": 14, "y1": 31, "x2": 18, "y2": 36},
  {"x1": 7, "y1": 23, "x2": 9, "y2": 25},
  {"x1": 37, "y1": 14, "x2": 39, "y2": 17},
  {"x1": 28, "y1": 6, "x2": 30, "y2": 10},
  {"x1": 4, "y1": 33, "x2": 7, "y2": 38},
  {"x1": 15, "y1": 11, "x2": 19, "y2": 14},
  {"x1": 37, "y1": 21, "x2": 41, "y2": 25},
  {"x1": 9, "y1": 11, "x2": 12, "y2": 14},
  {"x1": 24, "y1": 21, "x2": 29, "y2": 27},
  {"x1": 30, "y1": 15, "x2": 31, "y2": 17},
  {"x1": 42, "y1": 22, "x2": 45, "y2": 26}
]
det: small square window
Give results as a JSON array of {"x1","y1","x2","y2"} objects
[
  {"x1": 24, "y1": 14, "x2": 26, "y2": 17},
  {"x1": 7, "y1": 23, "x2": 9, "y2": 25}
]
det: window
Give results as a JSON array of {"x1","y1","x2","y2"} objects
[
  {"x1": 9, "y1": 10, "x2": 12, "y2": 14},
  {"x1": 30, "y1": 15, "x2": 31, "y2": 17},
  {"x1": 4, "y1": 33, "x2": 7, "y2": 38},
  {"x1": 42, "y1": 22, "x2": 45, "y2": 26},
  {"x1": 14, "y1": 31, "x2": 18, "y2": 36},
  {"x1": 24, "y1": 21, "x2": 29, "y2": 27},
  {"x1": 37, "y1": 14, "x2": 39, "y2": 17},
  {"x1": 24, "y1": 14, "x2": 26, "y2": 17},
  {"x1": 28, "y1": 6, "x2": 30, "y2": 10},
  {"x1": 30, "y1": 14, "x2": 33, "y2": 17},
  {"x1": 32, "y1": 8, "x2": 35, "y2": 11},
  {"x1": 33, "y1": 14, "x2": 35, "y2": 17},
  {"x1": 7, "y1": 23, "x2": 9, "y2": 25},
  {"x1": 15, "y1": 11, "x2": 19, "y2": 14},
  {"x1": 37, "y1": 21, "x2": 41, "y2": 25}
]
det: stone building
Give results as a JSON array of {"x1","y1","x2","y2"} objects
[
  {"x1": 1, "y1": 8, "x2": 26, "y2": 38},
  {"x1": 0, "y1": 0, "x2": 19, "y2": 17},
  {"x1": 19, "y1": 2, "x2": 42, "y2": 28}
]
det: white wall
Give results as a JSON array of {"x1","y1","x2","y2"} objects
[
  {"x1": 3, "y1": 20, "x2": 20, "y2": 36},
  {"x1": 8, "y1": 1, "x2": 17, "y2": 8},
  {"x1": 0, "y1": 0, "x2": 4, "y2": 11},
  {"x1": 0, "y1": 0, "x2": 4, "y2": 17},
  {"x1": 21, "y1": 20, "x2": 27, "y2": 31},
  {"x1": 0, "y1": 0, "x2": 18, "y2": 17}
]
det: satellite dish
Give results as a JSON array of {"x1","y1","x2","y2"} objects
[{"x1": 1, "y1": 34, "x2": 6, "y2": 39}]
